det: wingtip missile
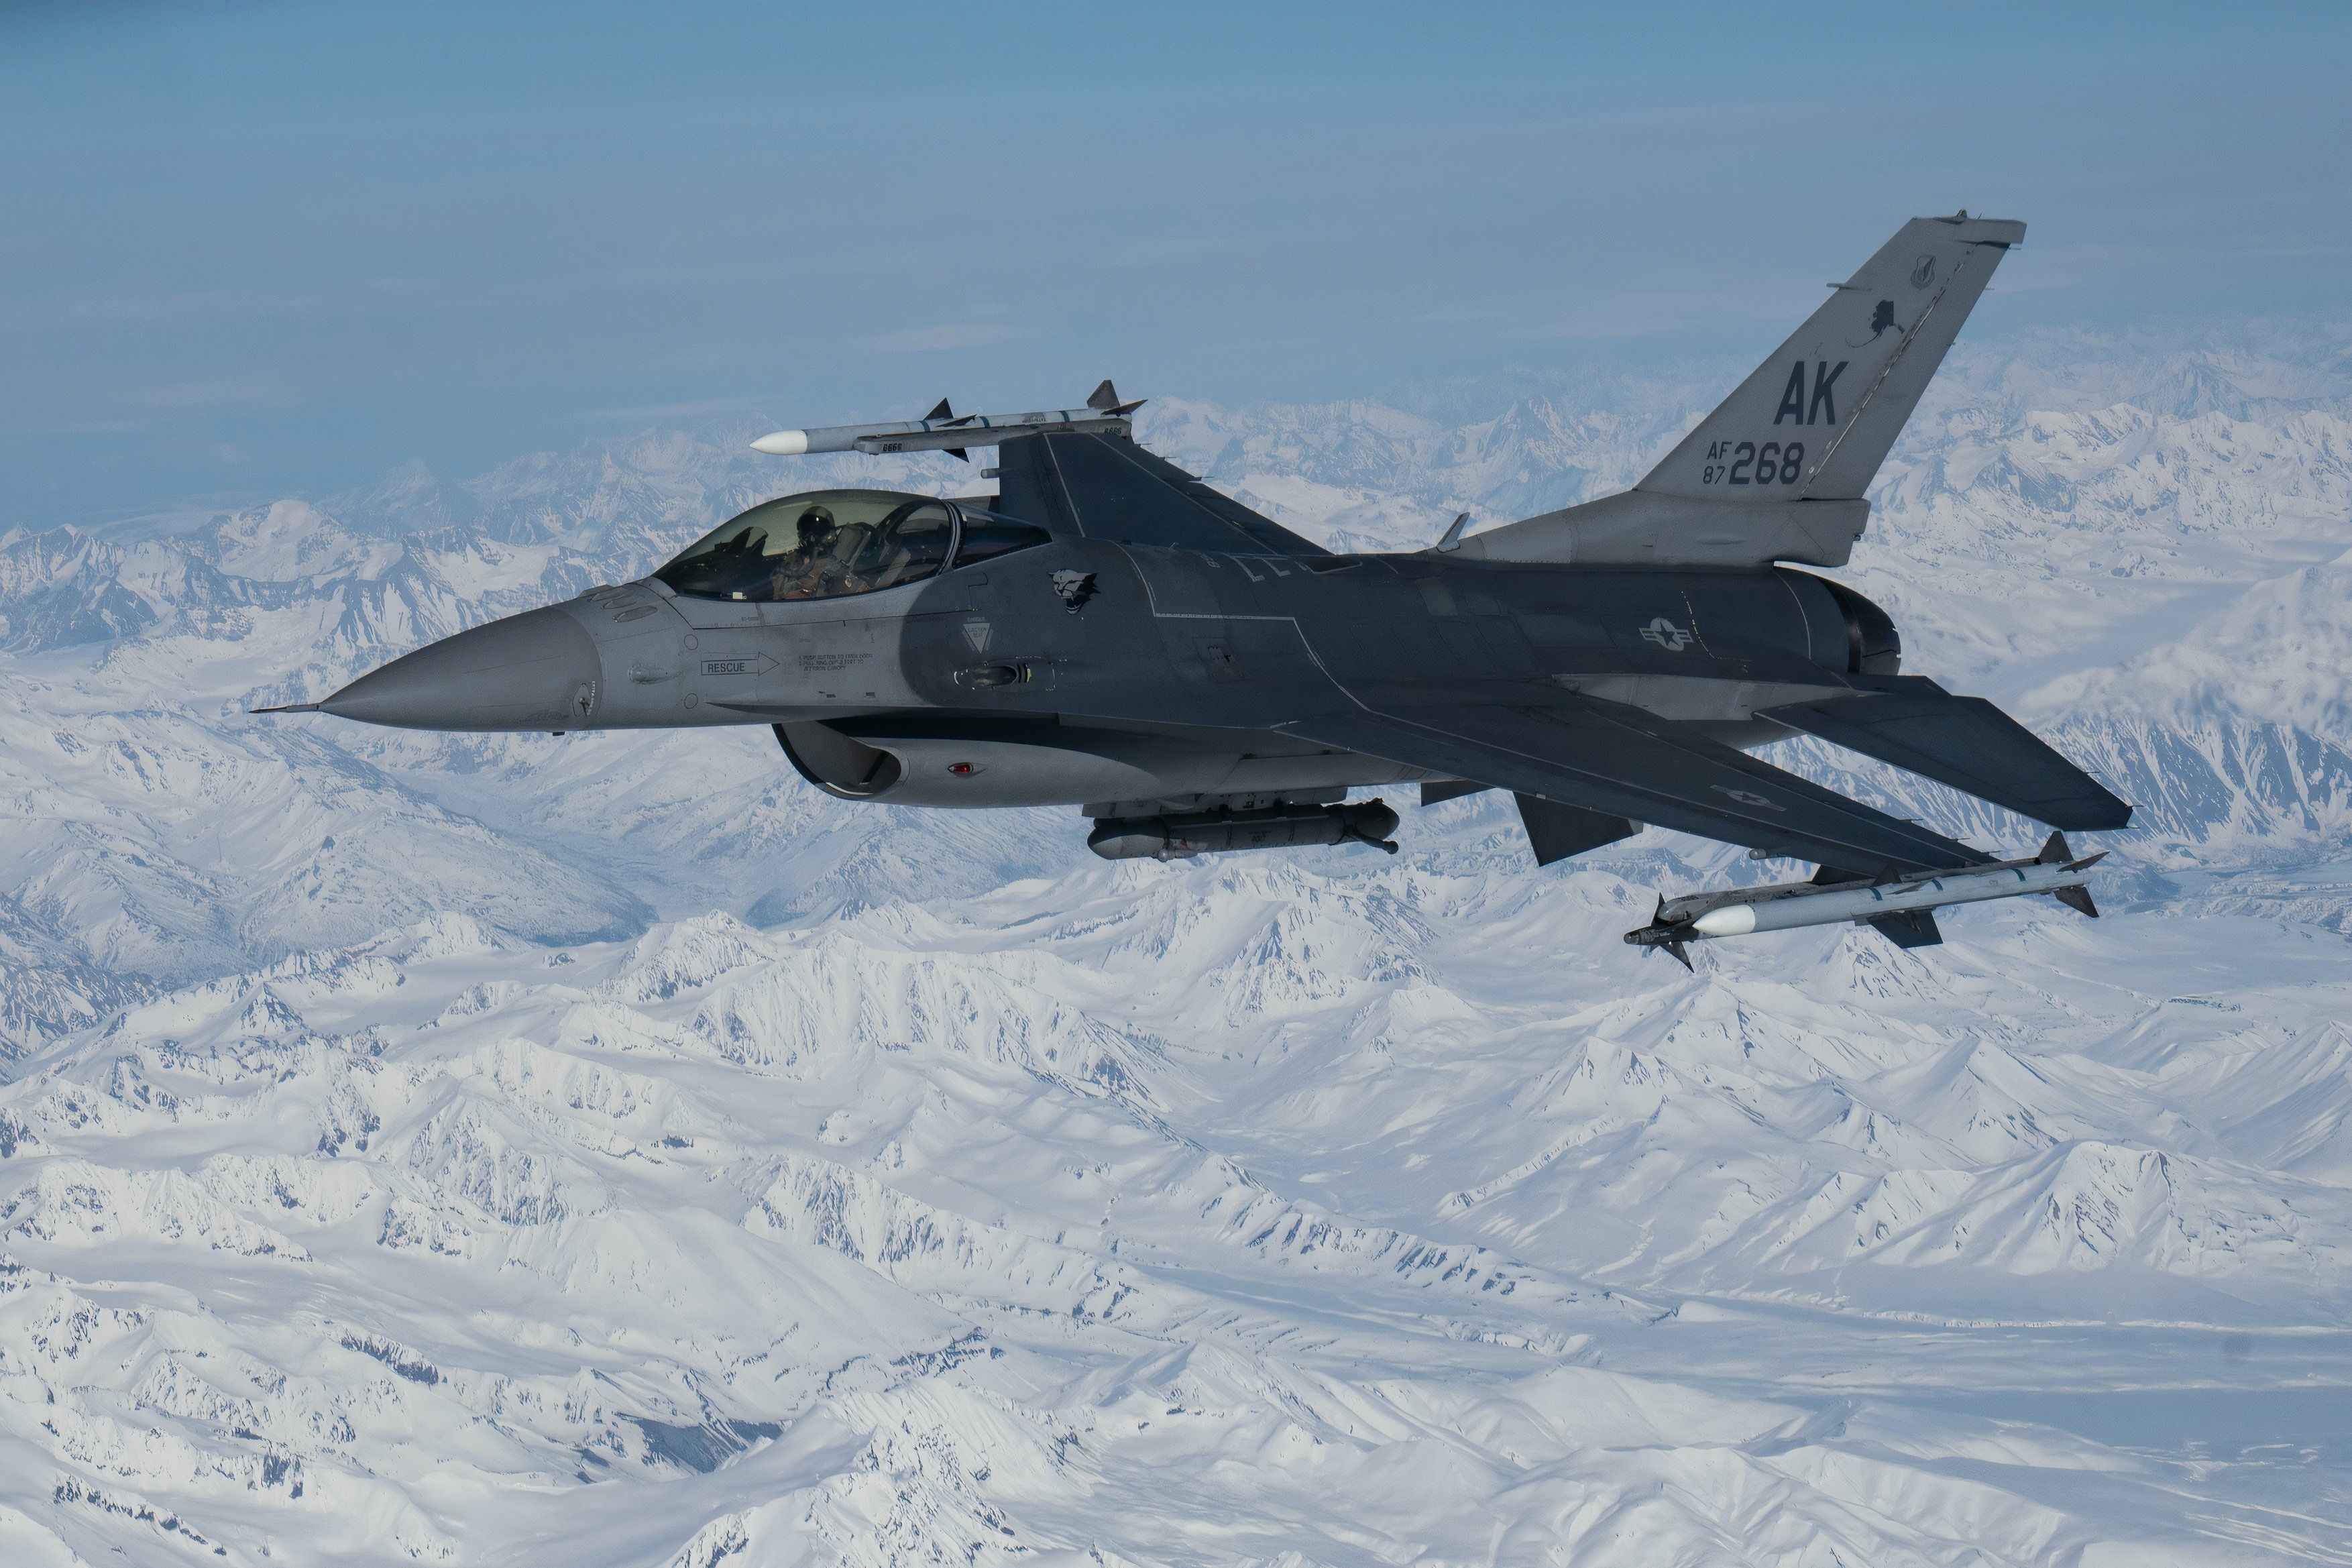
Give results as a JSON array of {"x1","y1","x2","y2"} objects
[{"x1": 750, "y1": 389, "x2": 1144, "y2": 458}]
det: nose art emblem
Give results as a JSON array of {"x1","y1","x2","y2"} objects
[{"x1": 1049, "y1": 570, "x2": 1098, "y2": 612}]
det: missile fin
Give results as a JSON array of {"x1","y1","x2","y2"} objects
[
  {"x1": 923, "y1": 397, "x2": 955, "y2": 422},
  {"x1": 2054, "y1": 883, "x2": 2100, "y2": 919},
  {"x1": 2037, "y1": 830, "x2": 2072, "y2": 864},
  {"x1": 1625, "y1": 898, "x2": 1695, "y2": 968},
  {"x1": 945, "y1": 448, "x2": 969, "y2": 462},
  {"x1": 1086, "y1": 378, "x2": 1147, "y2": 416},
  {"x1": 1866, "y1": 909, "x2": 1944, "y2": 949}
]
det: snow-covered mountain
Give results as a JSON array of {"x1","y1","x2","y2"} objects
[{"x1": 3, "y1": 329, "x2": 2349, "y2": 1564}]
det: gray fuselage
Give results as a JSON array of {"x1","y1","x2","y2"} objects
[{"x1": 316, "y1": 514, "x2": 1897, "y2": 818}]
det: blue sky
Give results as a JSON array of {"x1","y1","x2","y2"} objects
[{"x1": 7, "y1": 2, "x2": 2348, "y2": 525}]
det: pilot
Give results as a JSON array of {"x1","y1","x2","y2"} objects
[
  {"x1": 824, "y1": 520, "x2": 876, "y2": 594},
  {"x1": 774, "y1": 505, "x2": 837, "y2": 600}
]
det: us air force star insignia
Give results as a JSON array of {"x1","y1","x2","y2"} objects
[
  {"x1": 1710, "y1": 785, "x2": 1782, "y2": 811},
  {"x1": 1638, "y1": 616, "x2": 1693, "y2": 652},
  {"x1": 1049, "y1": 569, "x2": 1098, "y2": 612},
  {"x1": 960, "y1": 618, "x2": 993, "y2": 654}
]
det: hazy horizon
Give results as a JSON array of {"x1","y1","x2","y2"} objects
[{"x1": 8, "y1": 3, "x2": 2351, "y2": 526}]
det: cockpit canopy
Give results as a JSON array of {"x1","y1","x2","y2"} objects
[{"x1": 653, "y1": 488, "x2": 1046, "y2": 603}]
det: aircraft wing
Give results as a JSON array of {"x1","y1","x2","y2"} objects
[
  {"x1": 1280, "y1": 693, "x2": 1991, "y2": 875},
  {"x1": 995, "y1": 431, "x2": 1332, "y2": 557}
]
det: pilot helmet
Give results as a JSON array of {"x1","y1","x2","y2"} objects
[{"x1": 795, "y1": 505, "x2": 836, "y2": 545}]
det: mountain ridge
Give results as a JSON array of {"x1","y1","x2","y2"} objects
[{"x1": 2, "y1": 332, "x2": 2349, "y2": 1563}]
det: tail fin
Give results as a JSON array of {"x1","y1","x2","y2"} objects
[
  {"x1": 1455, "y1": 214, "x2": 2023, "y2": 569},
  {"x1": 1641, "y1": 213, "x2": 2024, "y2": 501}
]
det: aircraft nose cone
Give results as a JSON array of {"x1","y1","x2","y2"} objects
[{"x1": 321, "y1": 606, "x2": 604, "y2": 731}]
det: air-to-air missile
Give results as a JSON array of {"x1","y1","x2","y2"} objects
[
  {"x1": 749, "y1": 382, "x2": 1145, "y2": 459},
  {"x1": 1624, "y1": 832, "x2": 2107, "y2": 966}
]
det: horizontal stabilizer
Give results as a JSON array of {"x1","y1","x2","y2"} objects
[
  {"x1": 1514, "y1": 794, "x2": 1638, "y2": 867},
  {"x1": 1759, "y1": 687, "x2": 2131, "y2": 831},
  {"x1": 1282, "y1": 694, "x2": 1990, "y2": 876}
]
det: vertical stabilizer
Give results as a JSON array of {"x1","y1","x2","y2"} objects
[
  {"x1": 1453, "y1": 215, "x2": 2023, "y2": 568},
  {"x1": 1639, "y1": 214, "x2": 2024, "y2": 502}
]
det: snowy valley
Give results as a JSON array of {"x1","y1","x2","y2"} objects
[{"x1": 2, "y1": 329, "x2": 2350, "y2": 1565}]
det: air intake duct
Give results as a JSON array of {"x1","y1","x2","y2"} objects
[{"x1": 1088, "y1": 799, "x2": 1400, "y2": 862}]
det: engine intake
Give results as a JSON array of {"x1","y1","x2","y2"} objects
[{"x1": 773, "y1": 721, "x2": 902, "y2": 799}]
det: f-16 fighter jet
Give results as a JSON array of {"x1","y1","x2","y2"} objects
[{"x1": 264, "y1": 213, "x2": 2130, "y2": 953}]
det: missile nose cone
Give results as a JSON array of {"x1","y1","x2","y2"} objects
[
  {"x1": 750, "y1": 429, "x2": 809, "y2": 455},
  {"x1": 1690, "y1": 905, "x2": 1758, "y2": 938},
  {"x1": 320, "y1": 606, "x2": 604, "y2": 732}
]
